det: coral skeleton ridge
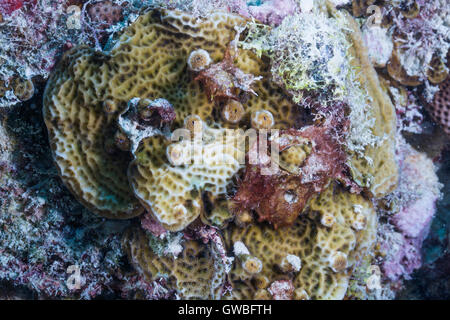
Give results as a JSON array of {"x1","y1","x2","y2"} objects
[{"x1": 341, "y1": 8, "x2": 398, "y2": 197}]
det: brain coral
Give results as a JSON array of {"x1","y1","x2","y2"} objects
[{"x1": 226, "y1": 183, "x2": 377, "y2": 300}]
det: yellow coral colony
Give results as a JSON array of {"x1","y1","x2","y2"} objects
[
  {"x1": 123, "y1": 228, "x2": 226, "y2": 299},
  {"x1": 43, "y1": 47, "x2": 143, "y2": 219},
  {"x1": 43, "y1": 9, "x2": 299, "y2": 219},
  {"x1": 331, "y1": 6, "x2": 398, "y2": 197},
  {"x1": 226, "y1": 183, "x2": 377, "y2": 300},
  {"x1": 128, "y1": 121, "x2": 245, "y2": 231},
  {"x1": 43, "y1": 4, "x2": 398, "y2": 300},
  {"x1": 107, "y1": 9, "x2": 299, "y2": 129}
]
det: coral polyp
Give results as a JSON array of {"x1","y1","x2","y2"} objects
[
  {"x1": 187, "y1": 49, "x2": 212, "y2": 72},
  {"x1": 0, "y1": 0, "x2": 448, "y2": 301}
]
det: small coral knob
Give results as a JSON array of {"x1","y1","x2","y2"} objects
[
  {"x1": 254, "y1": 289, "x2": 272, "y2": 300},
  {"x1": 293, "y1": 288, "x2": 310, "y2": 300},
  {"x1": 321, "y1": 214, "x2": 335, "y2": 228},
  {"x1": 329, "y1": 251, "x2": 348, "y2": 272},
  {"x1": 12, "y1": 77, "x2": 34, "y2": 101},
  {"x1": 103, "y1": 99, "x2": 118, "y2": 114},
  {"x1": 251, "y1": 110, "x2": 275, "y2": 129},
  {"x1": 187, "y1": 49, "x2": 212, "y2": 72},
  {"x1": 184, "y1": 114, "x2": 203, "y2": 135},
  {"x1": 427, "y1": 55, "x2": 449, "y2": 85},
  {"x1": 166, "y1": 143, "x2": 190, "y2": 166},
  {"x1": 242, "y1": 255, "x2": 263, "y2": 275},
  {"x1": 173, "y1": 203, "x2": 188, "y2": 217},
  {"x1": 254, "y1": 275, "x2": 270, "y2": 289},
  {"x1": 222, "y1": 100, "x2": 245, "y2": 124},
  {"x1": 352, "y1": 212, "x2": 367, "y2": 231},
  {"x1": 235, "y1": 209, "x2": 254, "y2": 226},
  {"x1": 279, "y1": 254, "x2": 302, "y2": 273}
]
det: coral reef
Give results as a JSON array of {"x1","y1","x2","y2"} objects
[
  {"x1": 122, "y1": 227, "x2": 227, "y2": 299},
  {"x1": 0, "y1": 102, "x2": 160, "y2": 299},
  {"x1": 0, "y1": 0, "x2": 447, "y2": 301},
  {"x1": 240, "y1": 2, "x2": 399, "y2": 197},
  {"x1": 232, "y1": 104, "x2": 349, "y2": 228}
]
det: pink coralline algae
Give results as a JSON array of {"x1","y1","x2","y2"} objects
[
  {"x1": 379, "y1": 225, "x2": 423, "y2": 282},
  {"x1": 380, "y1": 136, "x2": 442, "y2": 281},
  {"x1": 393, "y1": 137, "x2": 441, "y2": 240},
  {"x1": 0, "y1": 0, "x2": 24, "y2": 15},
  {"x1": 140, "y1": 212, "x2": 168, "y2": 238}
]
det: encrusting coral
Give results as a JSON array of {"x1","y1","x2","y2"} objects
[
  {"x1": 128, "y1": 119, "x2": 245, "y2": 231},
  {"x1": 40, "y1": 2, "x2": 398, "y2": 299},
  {"x1": 226, "y1": 182, "x2": 377, "y2": 300},
  {"x1": 42, "y1": 7, "x2": 301, "y2": 223},
  {"x1": 239, "y1": 2, "x2": 399, "y2": 198},
  {"x1": 338, "y1": 7, "x2": 399, "y2": 197},
  {"x1": 106, "y1": 8, "x2": 299, "y2": 129}
]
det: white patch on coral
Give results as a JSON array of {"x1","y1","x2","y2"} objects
[
  {"x1": 233, "y1": 241, "x2": 250, "y2": 256},
  {"x1": 286, "y1": 254, "x2": 302, "y2": 272},
  {"x1": 163, "y1": 234, "x2": 184, "y2": 259},
  {"x1": 118, "y1": 98, "x2": 159, "y2": 153},
  {"x1": 353, "y1": 204, "x2": 363, "y2": 214}
]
